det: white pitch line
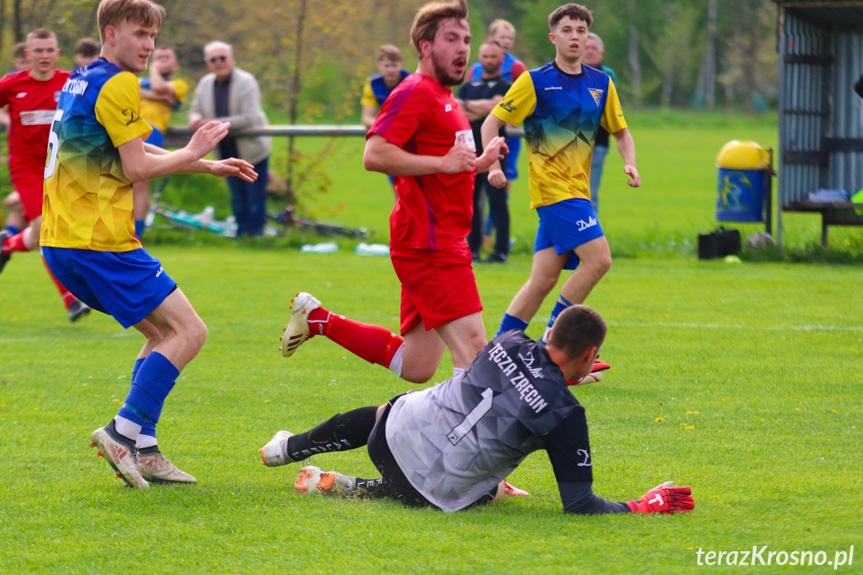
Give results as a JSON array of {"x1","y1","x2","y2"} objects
[{"x1": 605, "y1": 320, "x2": 863, "y2": 332}]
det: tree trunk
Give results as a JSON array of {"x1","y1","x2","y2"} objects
[
  {"x1": 742, "y1": 0, "x2": 758, "y2": 114},
  {"x1": 14, "y1": 0, "x2": 23, "y2": 42},
  {"x1": 627, "y1": 0, "x2": 642, "y2": 108},
  {"x1": 661, "y1": 0, "x2": 673, "y2": 108},
  {"x1": 705, "y1": 0, "x2": 717, "y2": 108},
  {"x1": 286, "y1": 0, "x2": 308, "y2": 197},
  {"x1": 0, "y1": 0, "x2": 6, "y2": 58}
]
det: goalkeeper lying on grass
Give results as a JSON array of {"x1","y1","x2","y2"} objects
[{"x1": 260, "y1": 304, "x2": 694, "y2": 515}]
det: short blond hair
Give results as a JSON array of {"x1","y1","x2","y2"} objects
[
  {"x1": 97, "y1": 0, "x2": 165, "y2": 42},
  {"x1": 410, "y1": 0, "x2": 468, "y2": 57},
  {"x1": 488, "y1": 19, "x2": 514, "y2": 36},
  {"x1": 26, "y1": 29, "x2": 57, "y2": 49},
  {"x1": 376, "y1": 44, "x2": 403, "y2": 63}
]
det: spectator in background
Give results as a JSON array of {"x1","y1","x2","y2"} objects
[
  {"x1": 361, "y1": 45, "x2": 411, "y2": 128},
  {"x1": 1, "y1": 42, "x2": 30, "y2": 236},
  {"x1": 134, "y1": 46, "x2": 187, "y2": 237},
  {"x1": 189, "y1": 41, "x2": 271, "y2": 237},
  {"x1": 470, "y1": 19, "x2": 527, "y2": 256},
  {"x1": 582, "y1": 32, "x2": 617, "y2": 216},
  {"x1": 11, "y1": 42, "x2": 28, "y2": 71},
  {"x1": 457, "y1": 41, "x2": 511, "y2": 263},
  {"x1": 74, "y1": 37, "x2": 101, "y2": 68}
]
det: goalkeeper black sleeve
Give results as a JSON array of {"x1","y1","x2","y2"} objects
[{"x1": 558, "y1": 480, "x2": 631, "y2": 515}]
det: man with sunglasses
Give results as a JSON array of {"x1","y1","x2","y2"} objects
[{"x1": 189, "y1": 41, "x2": 271, "y2": 237}]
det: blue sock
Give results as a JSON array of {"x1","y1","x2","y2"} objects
[
  {"x1": 135, "y1": 219, "x2": 145, "y2": 237},
  {"x1": 119, "y1": 352, "x2": 179, "y2": 424},
  {"x1": 496, "y1": 313, "x2": 529, "y2": 337},
  {"x1": 131, "y1": 357, "x2": 145, "y2": 381},
  {"x1": 5, "y1": 225, "x2": 20, "y2": 235},
  {"x1": 130, "y1": 357, "x2": 160, "y2": 440},
  {"x1": 547, "y1": 295, "x2": 574, "y2": 332}
]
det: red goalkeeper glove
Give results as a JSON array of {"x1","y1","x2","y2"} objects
[
  {"x1": 627, "y1": 481, "x2": 695, "y2": 514},
  {"x1": 567, "y1": 359, "x2": 611, "y2": 386}
]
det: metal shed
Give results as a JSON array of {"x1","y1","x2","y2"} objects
[{"x1": 773, "y1": 0, "x2": 863, "y2": 248}]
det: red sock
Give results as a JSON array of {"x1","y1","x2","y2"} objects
[
  {"x1": 42, "y1": 256, "x2": 74, "y2": 308},
  {"x1": 1, "y1": 230, "x2": 30, "y2": 254},
  {"x1": 307, "y1": 306, "x2": 403, "y2": 368}
]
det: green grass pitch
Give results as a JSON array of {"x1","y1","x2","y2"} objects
[{"x1": 1, "y1": 111, "x2": 861, "y2": 573}]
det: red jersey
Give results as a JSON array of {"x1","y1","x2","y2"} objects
[
  {"x1": 0, "y1": 69, "x2": 70, "y2": 178},
  {"x1": 369, "y1": 73, "x2": 475, "y2": 251}
]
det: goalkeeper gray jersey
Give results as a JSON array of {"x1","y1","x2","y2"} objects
[{"x1": 385, "y1": 331, "x2": 593, "y2": 512}]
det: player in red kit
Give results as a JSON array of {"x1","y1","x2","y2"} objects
[
  {"x1": 271, "y1": 0, "x2": 506, "y2": 402},
  {"x1": 0, "y1": 28, "x2": 90, "y2": 321}
]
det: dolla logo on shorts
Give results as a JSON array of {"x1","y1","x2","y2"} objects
[{"x1": 576, "y1": 216, "x2": 598, "y2": 231}]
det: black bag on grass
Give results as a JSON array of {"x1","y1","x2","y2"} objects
[{"x1": 698, "y1": 226, "x2": 741, "y2": 260}]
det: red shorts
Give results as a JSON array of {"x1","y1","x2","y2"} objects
[
  {"x1": 11, "y1": 173, "x2": 44, "y2": 221},
  {"x1": 390, "y1": 243, "x2": 483, "y2": 335}
]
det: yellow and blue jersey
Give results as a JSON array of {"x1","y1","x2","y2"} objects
[
  {"x1": 361, "y1": 70, "x2": 411, "y2": 108},
  {"x1": 41, "y1": 59, "x2": 152, "y2": 252},
  {"x1": 491, "y1": 62, "x2": 627, "y2": 208}
]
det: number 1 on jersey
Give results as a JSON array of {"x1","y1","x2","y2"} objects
[{"x1": 447, "y1": 388, "x2": 493, "y2": 446}]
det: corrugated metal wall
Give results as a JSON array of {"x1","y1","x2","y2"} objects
[
  {"x1": 829, "y1": 31, "x2": 863, "y2": 196},
  {"x1": 779, "y1": 9, "x2": 863, "y2": 206},
  {"x1": 778, "y1": 11, "x2": 827, "y2": 206}
]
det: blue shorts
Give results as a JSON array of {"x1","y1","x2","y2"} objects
[
  {"x1": 43, "y1": 247, "x2": 177, "y2": 328},
  {"x1": 145, "y1": 127, "x2": 164, "y2": 148},
  {"x1": 505, "y1": 136, "x2": 521, "y2": 180},
  {"x1": 534, "y1": 198, "x2": 604, "y2": 271}
]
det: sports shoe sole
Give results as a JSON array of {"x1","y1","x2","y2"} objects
[
  {"x1": 90, "y1": 427, "x2": 149, "y2": 489},
  {"x1": 279, "y1": 292, "x2": 319, "y2": 357},
  {"x1": 295, "y1": 465, "x2": 323, "y2": 493}
]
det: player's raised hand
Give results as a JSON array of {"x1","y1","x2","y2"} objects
[
  {"x1": 624, "y1": 164, "x2": 641, "y2": 188},
  {"x1": 188, "y1": 120, "x2": 231, "y2": 160},
  {"x1": 440, "y1": 143, "x2": 477, "y2": 174},
  {"x1": 627, "y1": 481, "x2": 694, "y2": 514},
  {"x1": 476, "y1": 136, "x2": 509, "y2": 173},
  {"x1": 209, "y1": 158, "x2": 258, "y2": 182}
]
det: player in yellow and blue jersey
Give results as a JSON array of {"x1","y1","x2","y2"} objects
[
  {"x1": 481, "y1": 3, "x2": 640, "y2": 349},
  {"x1": 41, "y1": 0, "x2": 257, "y2": 490}
]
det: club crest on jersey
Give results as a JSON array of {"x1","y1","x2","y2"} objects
[
  {"x1": 499, "y1": 99, "x2": 517, "y2": 113},
  {"x1": 589, "y1": 88, "x2": 604, "y2": 106},
  {"x1": 445, "y1": 103, "x2": 452, "y2": 112},
  {"x1": 122, "y1": 109, "x2": 141, "y2": 126}
]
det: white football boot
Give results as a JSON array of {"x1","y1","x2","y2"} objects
[
  {"x1": 279, "y1": 292, "x2": 322, "y2": 357},
  {"x1": 260, "y1": 430, "x2": 295, "y2": 467},
  {"x1": 90, "y1": 424, "x2": 149, "y2": 489},
  {"x1": 137, "y1": 447, "x2": 196, "y2": 484}
]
